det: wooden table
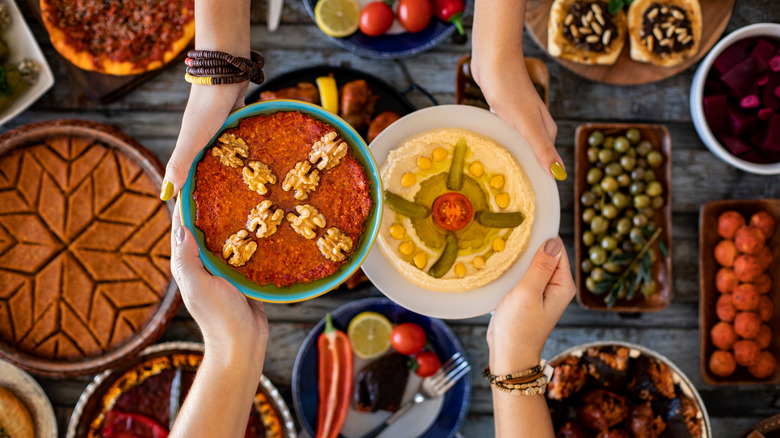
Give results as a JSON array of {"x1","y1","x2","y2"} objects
[{"x1": 8, "y1": 1, "x2": 780, "y2": 436}]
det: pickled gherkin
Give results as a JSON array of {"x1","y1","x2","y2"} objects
[
  {"x1": 476, "y1": 211, "x2": 525, "y2": 228},
  {"x1": 446, "y1": 138, "x2": 467, "y2": 190},
  {"x1": 429, "y1": 234, "x2": 458, "y2": 278},
  {"x1": 384, "y1": 190, "x2": 429, "y2": 218}
]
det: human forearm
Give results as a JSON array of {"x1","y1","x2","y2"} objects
[
  {"x1": 195, "y1": 0, "x2": 251, "y2": 56},
  {"x1": 472, "y1": 0, "x2": 528, "y2": 80},
  {"x1": 492, "y1": 390, "x2": 554, "y2": 438}
]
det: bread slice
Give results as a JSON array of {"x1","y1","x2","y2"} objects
[
  {"x1": 548, "y1": 0, "x2": 626, "y2": 65},
  {"x1": 0, "y1": 387, "x2": 34, "y2": 438},
  {"x1": 628, "y1": 0, "x2": 702, "y2": 67}
]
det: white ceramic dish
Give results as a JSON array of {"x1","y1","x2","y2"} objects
[
  {"x1": 0, "y1": 359, "x2": 58, "y2": 438},
  {"x1": 361, "y1": 105, "x2": 561, "y2": 319},
  {"x1": 0, "y1": 0, "x2": 55, "y2": 127},
  {"x1": 690, "y1": 22, "x2": 780, "y2": 175}
]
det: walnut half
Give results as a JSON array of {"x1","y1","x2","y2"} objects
[
  {"x1": 246, "y1": 200, "x2": 284, "y2": 238},
  {"x1": 243, "y1": 161, "x2": 276, "y2": 195},
  {"x1": 309, "y1": 132, "x2": 347, "y2": 171},
  {"x1": 222, "y1": 230, "x2": 257, "y2": 267},
  {"x1": 213, "y1": 133, "x2": 249, "y2": 168},
  {"x1": 287, "y1": 204, "x2": 326, "y2": 240},
  {"x1": 281, "y1": 161, "x2": 320, "y2": 200},
  {"x1": 317, "y1": 228, "x2": 354, "y2": 262}
]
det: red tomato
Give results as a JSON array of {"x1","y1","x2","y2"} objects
[
  {"x1": 432, "y1": 192, "x2": 473, "y2": 231},
  {"x1": 359, "y1": 2, "x2": 395, "y2": 36},
  {"x1": 397, "y1": 0, "x2": 433, "y2": 33},
  {"x1": 391, "y1": 323, "x2": 426, "y2": 355},
  {"x1": 415, "y1": 351, "x2": 441, "y2": 377}
]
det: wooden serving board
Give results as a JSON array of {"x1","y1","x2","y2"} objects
[
  {"x1": 24, "y1": 0, "x2": 188, "y2": 103},
  {"x1": 525, "y1": 0, "x2": 736, "y2": 85}
]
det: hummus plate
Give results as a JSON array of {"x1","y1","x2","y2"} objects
[{"x1": 362, "y1": 105, "x2": 560, "y2": 319}]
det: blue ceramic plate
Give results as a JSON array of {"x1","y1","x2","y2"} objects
[
  {"x1": 302, "y1": 0, "x2": 464, "y2": 59},
  {"x1": 292, "y1": 298, "x2": 471, "y2": 438},
  {"x1": 180, "y1": 100, "x2": 382, "y2": 303}
]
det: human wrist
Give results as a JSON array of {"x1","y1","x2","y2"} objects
[{"x1": 203, "y1": 333, "x2": 266, "y2": 380}]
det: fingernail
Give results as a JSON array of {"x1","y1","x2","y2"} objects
[
  {"x1": 175, "y1": 227, "x2": 185, "y2": 246},
  {"x1": 550, "y1": 162, "x2": 567, "y2": 181},
  {"x1": 544, "y1": 238, "x2": 562, "y2": 256},
  {"x1": 160, "y1": 180, "x2": 174, "y2": 201}
]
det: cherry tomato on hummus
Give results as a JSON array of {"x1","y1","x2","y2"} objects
[{"x1": 432, "y1": 192, "x2": 473, "y2": 231}]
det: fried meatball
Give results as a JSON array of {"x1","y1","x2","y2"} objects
[
  {"x1": 755, "y1": 324, "x2": 772, "y2": 349},
  {"x1": 714, "y1": 240, "x2": 739, "y2": 267},
  {"x1": 735, "y1": 226, "x2": 766, "y2": 254},
  {"x1": 578, "y1": 390, "x2": 628, "y2": 432},
  {"x1": 748, "y1": 351, "x2": 777, "y2": 379},
  {"x1": 734, "y1": 311, "x2": 762, "y2": 339},
  {"x1": 755, "y1": 272, "x2": 772, "y2": 294},
  {"x1": 758, "y1": 295, "x2": 774, "y2": 322},
  {"x1": 733, "y1": 283, "x2": 760, "y2": 311},
  {"x1": 627, "y1": 402, "x2": 666, "y2": 438},
  {"x1": 711, "y1": 322, "x2": 738, "y2": 350},
  {"x1": 750, "y1": 211, "x2": 775, "y2": 239},
  {"x1": 716, "y1": 268, "x2": 739, "y2": 293},
  {"x1": 709, "y1": 350, "x2": 737, "y2": 377},
  {"x1": 718, "y1": 211, "x2": 745, "y2": 239},
  {"x1": 733, "y1": 340, "x2": 761, "y2": 367},
  {"x1": 716, "y1": 294, "x2": 738, "y2": 322},
  {"x1": 734, "y1": 254, "x2": 763, "y2": 282}
]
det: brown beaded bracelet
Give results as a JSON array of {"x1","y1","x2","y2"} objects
[
  {"x1": 483, "y1": 360, "x2": 545, "y2": 384},
  {"x1": 184, "y1": 50, "x2": 265, "y2": 86}
]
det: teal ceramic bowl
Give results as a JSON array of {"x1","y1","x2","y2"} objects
[{"x1": 180, "y1": 100, "x2": 382, "y2": 303}]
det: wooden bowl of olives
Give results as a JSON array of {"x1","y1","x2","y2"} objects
[{"x1": 574, "y1": 123, "x2": 673, "y2": 312}]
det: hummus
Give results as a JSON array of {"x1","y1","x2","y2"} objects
[{"x1": 377, "y1": 128, "x2": 535, "y2": 292}]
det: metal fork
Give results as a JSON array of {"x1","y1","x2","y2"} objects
[{"x1": 360, "y1": 352, "x2": 471, "y2": 438}]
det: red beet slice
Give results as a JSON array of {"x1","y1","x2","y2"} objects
[
  {"x1": 740, "y1": 95, "x2": 760, "y2": 109},
  {"x1": 764, "y1": 72, "x2": 780, "y2": 111},
  {"x1": 759, "y1": 108, "x2": 774, "y2": 120},
  {"x1": 704, "y1": 94, "x2": 729, "y2": 133},
  {"x1": 719, "y1": 133, "x2": 753, "y2": 156},
  {"x1": 758, "y1": 75, "x2": 769, "y2": 86},
  {"x1": 714, "y1": 44, "x2": 748, "y2": 76},
  {"x1": 750, "y1": 39, "x2": 777, "y2": 63},
  {"x1": 739, "y1": 148, "x2": 771, "y2": 164},
  {"x1": 722, "y1": 58, "x2": 760, "y2": 98},
  {"x1": 763, "y1": 114, "x2": 780, "y2": 151},
  {"x1": 729, "y1": 108, "x2": 759, "y2": 136},
  {"x1": 770, "y1": 55, "x2": 780, "y2": 72},
  {"x1": 705, "y1": 78, "x2": 727, "y2": 94}
]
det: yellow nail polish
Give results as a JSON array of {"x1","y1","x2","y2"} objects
[
  {"x1": 160, "y1": 180, "x2": 174, "y2": 201},
  {"x1": 550, "y1": 162, "x2": 567, "y2": 181}
]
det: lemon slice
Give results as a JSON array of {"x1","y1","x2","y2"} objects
[
  {"x1": 347, "y1": 312, "x2": 393, "y2": 360},
  {"x1": 314, "y1": 0, "x2": 360, "y2": 38},
  {"x1": 316, "y1": 76, "x2": 339, "y2": 114}
]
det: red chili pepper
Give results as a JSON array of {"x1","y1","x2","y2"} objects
[
  {"x1": 432, "y1": 0, "x2": 465, "y2": 35},
  {"x1": 101, "y1": 411, "x2": 169, "y2": 438},
  {"x1": 316, "y1": 314, "x2": 353, "y2": 438}
]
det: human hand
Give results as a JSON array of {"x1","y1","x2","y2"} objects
[
  {"x1": 160, "y1": 83, "x2": 248, "y2": 201},
  {"x1": 487, "y1": 237, "x2": 575, "y2": 374},
  {"x1": 170, "y1": 197, "x2": 268, "y2": 371}
]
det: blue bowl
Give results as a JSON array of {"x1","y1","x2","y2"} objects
[{"x1": 180, "y1": 100, "x2": 383, "y2": 303}]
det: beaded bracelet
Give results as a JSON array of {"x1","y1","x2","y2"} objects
[
  {"x1": 184, "y1": 50, "x2": 265, "y2": 86},
  {"x1": 484, "y1": 360, "x2": 554, "y2": 396},
  {"x1": 483, "y1": 359, "x2": 546, "y2": 384}
]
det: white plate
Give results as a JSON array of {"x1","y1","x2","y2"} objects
[
  {"x1": 0, "y1": 359, "x2": 58, "y2": 438},
  {"x1": 361, "y1": 105, "x2": 561, "y2": 319},
  {"x1": 0, "y1": 0, "x2": 55, "y2": 127}
]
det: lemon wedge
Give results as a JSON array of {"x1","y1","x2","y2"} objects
[
  {"x1": 347, "y1": 311, "x2": 393, "y2": 360},
  {"x1": 316, "y1": 76, "x2": 339, "y2": 114},
  {"x1": 314, "y1": 0, "x2": 360, "y2": 38}
]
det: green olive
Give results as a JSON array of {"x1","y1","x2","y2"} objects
[
  {"x1": 581, "y1": 259, "x2": 594, "y2": 273},
  {"x1": 629, "y1": 181, "x2": 645, "y2": 196},
  {"x1": 587, "y1": 147, "x2": 600, "y2": 163},
  {"x1": 601, "y1": 176, "x2": 618, "y2": 193},
  {"x1": 647, "y1": 150, "x2": 663, "y2": 168},
  {"x1": 634, "y1": 194, "x2": 651, "y2": 209},
  {"x1": 632, "y1": 213, "x2": 649, "y2": 227},
  {"x1": 586, "y1": 167, "x2": 603, "y2": 185},
  {"x1": 604, "y1": 261, "x2": 622, "y2": 273},
  {"x1": 641, "y1": 280, "x2": 658, "y2": 296},
  {"x1": 603, "y1": 204, "x2": 618, "y2": 219},
  {"x1": 626, "y1": 128, "x2": 641, "y2": 144},
  {"x1": 592, "y1": 185, "x2": 605, "y2": 197},
  {"x1": 582, "y1": 230, "x2": 595, "y2": 246},
  {"x1": 624, "y1": 208, "x2": 636, "y2": 218},
  {"x1": 592, "y1": 267, "x2": 606, "y2": 282},
  {"x1": 601, "y1": 235, "x2": 618, "y2": 251},
  {"x1": 603, "y1": 136, "x2": 615, "y2": 149},
  {"x1": 591, "y1": 216, "x2": 609, "y2": 234},
  {"x1": 612, "y1": 192, "x2": 629, "y2": 209},
  {"x1": 586, "y1": 276, "x2": 597, "y2": 292},
  {"x1": 588, "y1": 131, "x2": 605, "y2": 147},
  {"x1": 630, "y1": 227, "x2": 644, "y2": 243},
  {"x1": 631, "y1": 168, "x2": 646, "y2": 181},
  {"x1": 644, "y1": 170, "x2": 656, "y2": 182},
  {"x1": 637, "y1": 140, "x2": 653, "y2": 156},
  {"x1": 617, "y1": 174, "x2": 631, "y2": 187},
  {"x1": 589, "y1": 246, "x2": 608, "y2": 266},
  {"x1": 639, "y1": 208, "x2": 655, "y2": 218},
  {"x1": 616, "y1": 217, "x2": 632, "y2": 235},
  {"x1": 598, "y1": 149, "x2": 614, "y2": 164},
  {"x1": 620, "y1": 156, "x2": 636, "y2": 172},
  {"x1": 581, "y1": 190, "x2": 597, "y2": 207},
  {"x1": 582, "y1": 207, "x2": 597, "y2": 223},
  {"x1": 646, "y1": 181, "x2": 663, "y2": 197},
  {"x1": 637, "y1": 158, "x2": 648, "y2": 169},
  {"x1": 605, "y1": 163, "x2": 623, "y2": 177},
  {"x1": 614, "y1": 136, "x2": 631, "y2": 153},
  {"x1": 626, "y1": 148, "x2": 637, "y2": 158}
]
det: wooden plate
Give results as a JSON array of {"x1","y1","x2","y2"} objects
[
  {"x1": 574, "y1": 123, "x2": 672, "y2": 312},
  {"x1": 525, "y1": 0, "x2": 736, "y2": 85},
  {"x1": 699, "y1": 199, "x2": 780, "y2": 385}
]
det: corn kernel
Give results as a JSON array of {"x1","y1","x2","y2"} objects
[
  {"x1": 468, "y1": 161, "x2": 484, "y2": 177},
  {"x1": 496, "y1": 193, "x2": 511, "y2": 209},
  {"x1": 399, "y1": 241, "x2": 414, "y2": 255},
  {"x1": 389, "y1": 224, "x2": 405, "y2": 239},
  {"x1": 432, "y1": 147, "x2": 448, "y2": 162},
  {"x1": 413, "y1": 252, "x2": 427, "y2": 269},
  {"x1": 472, "y1": 256, "x2": 486, "y2": 269},
  {"x1": 493, "y1": 237, "x2": 506, "y2": 252},
  {"x1": 401, "y1": 172, "x2": 416, "y2": 187},
  {"x1": 490, "y1": 175, "x2": 505, "y2": 189},
  {"x1": 417, "y1": 156, "x2": 432, "y2": 170},
  {"x1": 454, "y1": 262, "x2": 467, "y2": 277}
]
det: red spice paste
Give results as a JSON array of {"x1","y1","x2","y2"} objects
[{"x1": 193, "y1": 111, "x2": 373, "y2": 287}]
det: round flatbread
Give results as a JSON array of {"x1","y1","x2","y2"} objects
[
  {"x1": 628, "y1": 0, "x2": 702, "y2": 67},
  {"x1": 0, "y1": 387, "x2": 34, "y2": 438},
  {"x1": 40, "y1": 0, "x2": 195, "y2": 75},
  {"x1": 548, "y1": 0, "x2": 626, "y2": 65}
]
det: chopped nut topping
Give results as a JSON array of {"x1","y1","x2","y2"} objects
[
  {"x1": 317, "y1": 227, "x2": 354, "y2": 262},
  {"x1": 242, "y1": 161, "x2": 276, "y2": 195},
  {"x1": 213, "y1": 134, "x2": 249, "y2": 168},
  {"x1": 287, "y1": 204, "x2": 326, "y2": 240},
  {"x1": 222, "y1": 230, "x2": 257, "y2": 267},
  {"x1": 282, "y1": 161, "x2": 320, "y2": 200},
  {"x1": 309, "y1": 132, "x2": 347, "y2": 171},
  {"x1": 246, "y1": 200, "x2": 284, "y2": 238}
]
